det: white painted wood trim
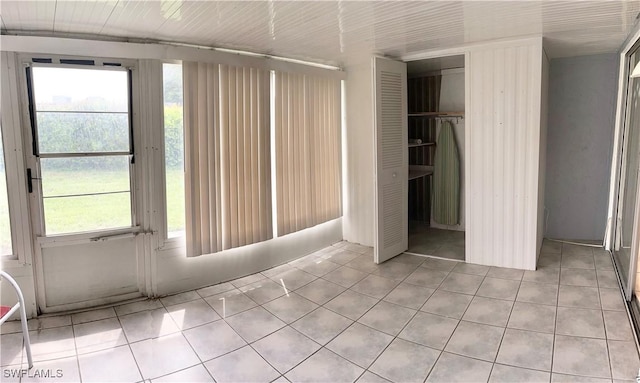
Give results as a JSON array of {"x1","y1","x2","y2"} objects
[
  {"x1": 0, "y1": 35, "x2": 346, "y2": 80},
  {"x1": 400, "y1": 35, "x2": 543, "y2": 62}
]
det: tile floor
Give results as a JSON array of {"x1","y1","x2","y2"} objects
[
  {"x1": 1, "y1": 240, "x2": 639, "y2": 382},
  {"x1": 407, "y1": 223, "x2": 465, "y2": 261}
]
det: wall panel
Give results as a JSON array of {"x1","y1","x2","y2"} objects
[
  {"x1": 40, "y1": 237, "x2": 140, "y2": 308},
  {"x1": 466, "y1": 39, "x2": 543, "y2": 270}
]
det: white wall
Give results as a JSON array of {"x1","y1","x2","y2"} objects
[
  {"x1": 545, "y1": 54, "x2": 617, "y2": 241},
  {"x1": 466, "y1": 38, "x2": 545, "y2": 270},
  {"x1": 431, "y1": 69, "x2": 466, "y2": 231},
  {"x1": 342, "y1": 57, "x2": 375, "y2": 247},
  {"x1": 156, "y1": 219, "x2": 342, "y2": 295}
]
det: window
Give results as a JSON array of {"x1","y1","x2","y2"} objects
[
  {"x1": 163, "y1": 63, "x2": 185, "y2": 238},
  {"x1": 31, "y1": 66, "x2": 133, "y2": 235},
  {"x1": 0, "y1": 126, "x2": 12, "y2": 256}
]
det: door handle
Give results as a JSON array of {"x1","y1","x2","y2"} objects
[{"x1": 27, "y1": 168, "x2": 40, "y2": 193}]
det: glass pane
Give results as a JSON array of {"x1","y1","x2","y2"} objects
[
  {"x1": 37, "y1": 112, "x2": 129, "y2": 153},
  {"x1": 163, "y1": 63, "x2": 185, "y2": 237},
  {"x1": 0, "y1": 127, "x2": 12, "y2": 256},
  {"x1": 40, "y1": 156, "x2": 131, "y2": 235},
  {"x1": 615, "y1": 49, "x2": 640, "y2": 294},
  {"x1": 33, "y1": 67, "x2": 128, "y2": 112},
  {"x1": 43, "y1": 193, "x2": 132, "y2": 235},
  {"x1": 41, "y1": 157, "x2": 130, "y2": 197}
]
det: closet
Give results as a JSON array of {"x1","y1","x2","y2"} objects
[
  {"x1": 370, "y1": 38, "x2": 546, "y2": 269},
  {"x1": 406, "y1": 56, "x2": 465, "y2": 261}
]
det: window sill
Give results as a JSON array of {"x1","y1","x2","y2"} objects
[
  {"x1": 159, "y1": 235, "x2": 185, "y2": 251},
  {"x1": 0, "y1": 258, "x2": 29, "y2": 269},
  {"x1": 38, "y1": 226, "x2": 141, "y2": 248}
]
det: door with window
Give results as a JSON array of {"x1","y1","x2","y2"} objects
[
  {"x1": 614, "y1": 46, "x2": 640, "y2": 300},
  {"x1": 24, "y1": 59, "x2": 143, "y2": 312}
]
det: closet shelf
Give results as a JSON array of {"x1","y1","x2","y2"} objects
[
  {"x1": 408, "y1": 142, "x2": 435, "y2": 148},
  {"x1": 408, "y1": 111, "x2": 465, "y2": 118},
  {"x1": 409, "y1": 165, "x2": 434, "y2": 181}
]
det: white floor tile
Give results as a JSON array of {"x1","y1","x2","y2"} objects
[
  {"x1": 204, "y1": 346, "x2": 279, "y2": 383},
  {"x1": 78, "y1": 345, "x2": 141, "y2": 383},
  {"x1": 130, "y1": 333, "x2": 200, "y2": 379},
  {"x1": 19, "y1": 241, "x2": 638, "y2": 383}
]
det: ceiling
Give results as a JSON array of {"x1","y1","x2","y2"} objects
[{"x1": 1, "y1": 1, "x2": 639, "y2": 66}]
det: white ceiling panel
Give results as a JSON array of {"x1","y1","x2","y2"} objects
[
  {"x1": 100, "y1": 1, "x2": 183, "y2": 39},
  {"x1": 99, "y1": 1, "x2": 182, "y2": 39},
  {"x1": 155, "y1": 1, "x2": 273, "y2": 48},
  {"x1": 0, "y1": 0, "x2": 55, "y2": 32},
  {"x1": 1, "y1": 1, "x2": 639, "y2": 65},
  {"x1": 53, "y1": 1, "x2": 118, "y2": 35}
]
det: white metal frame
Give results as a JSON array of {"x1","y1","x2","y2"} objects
[
  {"x1": 157, "y1": 61, "x2": 186, "y2": 251},
  {"x1": 0, "y1": 52, "x2": 34, "y2": 267},
  {"x1": 607, "y1": 22, "x2": 640, "y2": 249},
  {"x1": 15, "y1": 53, "x2": 148, "y2": 312},
  {"x1": 24, "y1": 60, "x2": 137, "y2": 237},
  {"x1": 607, "y1": 24, "x2": 640, "y2": 300},
  {"x1": 0, "y1": 271, "x2": 33, "y2": 369}
]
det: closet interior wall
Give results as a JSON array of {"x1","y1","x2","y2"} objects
[{"x1": 408, "y1": 75, "x2": 441, "y2": 222}]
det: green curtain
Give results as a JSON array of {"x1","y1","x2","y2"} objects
[{"x1": 432, "y1": 120, "x2": 460, "y2": 225}]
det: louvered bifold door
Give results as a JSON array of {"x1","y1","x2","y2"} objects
[{"x1": 373, "y1": 57, "x2": 408, "y2": 264}]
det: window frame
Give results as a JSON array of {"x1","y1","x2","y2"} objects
[
  {"x1": 1, "y1": 52, "x2": 33, "y2": 264},
  {"x1": 21, "y1": 56, "x2": 140, "y2": 239},
  {"x1": 160, "y1": 61, "x2": 186, "y2": 247}
]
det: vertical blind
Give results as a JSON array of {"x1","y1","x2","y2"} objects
[
  {"x1": 183, "y1": 62, "x2": 272, "y2": 257},
  {"x1": 183, "y1": 62, "x2": 221, "y2": 257},
  {"x1": 218, "y1": 64, "x2": 272, "y2": 249},
  {"x1": 274, "y1": 71, "x2": 342, "y2": 236},
  {"x1": 183, "y1": 63, "x2": 341, "y2": 256}
]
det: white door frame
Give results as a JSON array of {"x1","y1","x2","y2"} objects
[{"x1": 16, "y1": 53, "x2": 147, "y2": 312}]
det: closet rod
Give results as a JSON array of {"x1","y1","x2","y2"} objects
[{"x1": 433, "y1": 116, "x2": 463, "y2": 123}]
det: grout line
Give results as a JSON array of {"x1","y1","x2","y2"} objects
[
  {"x1": 488, "y1": 269, "x2": 523, "y2": 378},
  {"x1": 301, "y1": 258, "x2": 428, "y2": 378},
  {"x1": 67, "y1": 317, "x2": 83, "y2": 383},
  {"x1": 113, "y1": 311, "x2": 146, "y2": 382},
  {"x1": 549, "y1": 246, "x2": 561, "y2": 379}
]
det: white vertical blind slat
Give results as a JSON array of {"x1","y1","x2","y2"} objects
[
  {"x1": 184, "y1": 62, "x2": 272, "y2": 257},
  {"x1": 274, "y1": 71, "x2": 342, "y2": 236},
  {"x1": 184, "y1": 62, "x2": 220, "y2": 257}
]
